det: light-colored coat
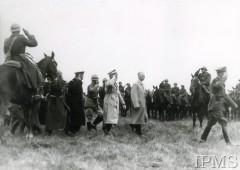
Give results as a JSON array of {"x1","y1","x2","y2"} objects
[
  {"x1": 130, "y1": 80, "x2": 147, "y2": 124},
  {"x1": 103, "y1": 77, "x2": 125, "y2": 124}
]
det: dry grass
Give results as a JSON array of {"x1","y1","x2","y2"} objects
[{"x1": 0, "y1": 117, "x2": 240, "y2": 170}]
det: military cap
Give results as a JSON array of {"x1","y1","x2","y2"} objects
[
  {"x1": 201, "y1": 66, "x2": 207, "y2": 71},
  {"x1": 11, "y1": 23, "x2": 20, "y2": 32},
  {"x1": 164, "y1": 79, "x2": 168, "y2": 82},
  {"x1": 215, "y1": 66, "x2": 226, "y2": 73},
  {"x1": 108, "y1": 69, "x2": 117, "y2": 76},
  {"x1": 174, "y1": 83, "x2": 177, "y2": 85},
  {"x1": 102, "y1": 78, "x2": 108, "y2": 83},
  {"x1": 91, "y1": 74, "x2": 99, "y2": 80},
  {"x1": 75, "y1": 71, "x2": 84, "y2": 75}
]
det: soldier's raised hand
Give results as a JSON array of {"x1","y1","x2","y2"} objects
[{"x1": 23, "y1": 28, "x2": 30, "y2": 36}]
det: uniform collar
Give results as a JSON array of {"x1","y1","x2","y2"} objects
[{"x1": 10, "y1": 32, "x2": 20, "y2": 37}]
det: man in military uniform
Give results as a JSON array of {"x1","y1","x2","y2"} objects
[
  {"x1": 4, "y1": 23, "x2": 43, "y2": 90},
  {"x1": 171, "y1": 83, "x2": 180, "y2": 96},
  {"x1": 119, "y1": 82, "x2": 124, "y2": 94},
  {"x1": 235, "y1": 80, "x2": 240, "y2": 93},
  {"x1": 179, "y1": 85, "x2": 187, "y2": 96},
  {"x1": 196, "y1": 66, "x2": 211, "y2": 93},
  {"x1": 159, "y1": 79, "x2": 171, "y2": 97},
  {"x1": 98, "y1": 78, "x2": 107, "y2": 109},
  {"x1": 84, "y1": 74, "x2": 103, "y2": 131},
  {"x1": 200, "y1": 67, "x2": 238, "y2": 145},
  {"x1": 66, "y1": 71, "x2": 85, "y2": 136}
]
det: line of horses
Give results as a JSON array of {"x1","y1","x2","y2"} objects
[{"x1": 144, "y1": 75, "x2": 240, "y2": 128}]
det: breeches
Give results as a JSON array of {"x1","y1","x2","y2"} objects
[{"x1": 85, "y1": 106, "x2": 103, "y2": 121}]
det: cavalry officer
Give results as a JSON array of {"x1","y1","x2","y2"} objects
[
  {"x1": 4, "y1": 23, "x2": 43, "y2": 90},
  {"x1": 85, "y1": 74, "x2": 103, "y2": 131},
  {"x1": 200, "y1": 67, "x2": 238, "y2": 145},
  {"x1": 171, "y1": 83, "x2": 180, "y2": 96}
]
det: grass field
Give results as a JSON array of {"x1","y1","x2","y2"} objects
[{"x1": 0, "y1": 117, "x2": 240, "y2": 170}]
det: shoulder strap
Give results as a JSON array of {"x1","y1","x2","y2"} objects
[{"x1": 8, "y1": 36, "x2": 18, "y2": 53}]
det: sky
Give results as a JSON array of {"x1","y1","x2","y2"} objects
[{"x1": 1, "y1": 0, "x2": 240, "y2": 92}]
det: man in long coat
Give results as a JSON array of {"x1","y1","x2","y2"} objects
[
  {"x1": 200, "y1": 67, "x2": 238, "y2": 145},
  {"x1": 45, "y1": 71, "x2": 67, "y2": 135},
  {"x1": 130, "y1": 72, "x2": 147, "y2": 136},
  {"x1": 4, "y1": 23, "x2": 43, "y2": 90},
  {"x1": 103, "y1": 70, "x2": 126, "y2": 135},
  {"x1": 66, "y1": 71, "x2": 85, "y2": 135}
]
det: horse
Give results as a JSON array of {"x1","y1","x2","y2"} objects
[
  {"x1": 0, "y1": 52, "x2": 57, "y2": 141},
  {"x1": 190, "y1": 74, "x2": 209, "y2": 128},
  {"x1": 229, "y1": 88, "x2": 240, "y2": 120},
  {"x1": 153, "y1": 87, "x2": 172, "y2": 121},
  {"x1": 171, "y1": 94, "x2": 182, "y2": 120}
]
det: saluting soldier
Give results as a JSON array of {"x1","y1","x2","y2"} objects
[
  {"x1": 98, "y1": 78, "x2": 108, "y2": 109},
  {"x1": 66, "y1": 71, "x2": 85, "y2": 136},
  {"x1": 103, "y1": 70, "x2": 126, "y2": 135},
  {"x1": 4, "y1": 23, "x2": 43, "y2": 90},
  {"x1": 84, "y1": 74, "x2": 103, "y2": 131},
  {"x1": 171, "y1": 83, "x2": 180, "y2": 96},
  {"x1": 200, "y1": 67, "x2": 238, "y2": 145}
]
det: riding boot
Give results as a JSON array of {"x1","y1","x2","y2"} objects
[
  {"x1": 93, "y1": 115, "x2": 103, "y2": 126},
  {"x1": 87, "y1": 122, "x2": 92, "y2": 131},
  {"x1": 135, "y1": 124, "x2": 142, "y2": 136}
]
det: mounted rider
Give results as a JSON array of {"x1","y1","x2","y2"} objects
[
  {"x1": 171, "y1": 83, "x2": 180, "y2": 96},
  {"x1": 4, "y1": 23, "x2": 44, "y2": 91},
  {"x1": 195, "y1": 66, "x2": 211, "y2": 94},
  {"x1": 159, "y1": 79, "x2": 171, "y2": 97}
]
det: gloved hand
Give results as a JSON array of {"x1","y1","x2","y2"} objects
[
  {"x1": 23, "y1": 28, "x2": 30, "y2": 36},
  {"x1": 123, "y1": 104, "x2": 126, "y2": 110}
]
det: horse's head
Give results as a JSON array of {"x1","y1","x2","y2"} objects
[
  {"x1": 37, "y1": 52, "x2": 58, "y2": 81},
  {"x1": 190, "y1": 74, "x2": 200, "y2": 94}
]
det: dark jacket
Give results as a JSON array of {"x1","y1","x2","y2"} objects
[
  {"x1": 4, "y1": 32, "x2": 41, "y2": 89},
  {"x1": 208, "y1": 77, "x2": 236, "y2": 111},
  {"x1": 200, "y1": 71, "x2": 211, "y2": 87},
  {"x1": 45, "y1": 79, "x2": 67, "y2": 130},
  {"x1": 66, "y1": 78, "x2": 85, "y2": 126}
]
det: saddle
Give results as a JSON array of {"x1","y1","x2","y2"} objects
[{"x1": 2, "y1": 61, "x2": 21, "y2": 68}]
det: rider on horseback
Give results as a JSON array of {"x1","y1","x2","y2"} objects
[
  {"x1": 159, "y1": 79, "x2": 171, "y2": 97},
  {"x1": 195, "y1": 66, "x2": 211, "y2": 94},
  {"x1": 4, "y1": 23, "x2": 44, "y2": 91}
]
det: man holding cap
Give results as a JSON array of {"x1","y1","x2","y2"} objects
[
  {"x1": 200, "y1": 66, "x2": 238, "y2": 145},
  {"x1": 66, "y1": 71, "x2": 85, "y2": 136},
  {"x1": 103, "y1": 70, "x2": 126, "y2": 135}
]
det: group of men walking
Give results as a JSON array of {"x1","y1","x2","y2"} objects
[{"x1": 64, "y1": 70, "x2": 148, "y2": 136}]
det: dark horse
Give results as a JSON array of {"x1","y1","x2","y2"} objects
[
  {"x1": 154, "y1": 87, "x2": 172, "y2": 121},
  {"x1": 0, "y1": 52, "x2": 57, "y2": 141},
  {"x1": 190, "y1": 75, "x2": 209, "y2": 128}
]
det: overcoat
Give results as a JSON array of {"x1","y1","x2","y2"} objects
[
  {"x1": 130, "y1": 80, "x2": 147, "y2": 124},
  {"x1": 66, "y1": 78, "x2": 85, "y2": 126},
  {"x1": 45, "y1": 80, "x2": 67, "y2": 130},
  {"x1": 103, "y1": 77, "x2": 125, "y2": 124}
]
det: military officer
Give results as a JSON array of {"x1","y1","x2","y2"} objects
[
  {"x1": 85, "y1": 74, "x2": 103, "y2": 131},
  {"x1": 171, "y1": 83, "x2": 180, "y2": 96},
  {"x1": 200, "y1": 67, "x2": 238, "y2": 145},
  {"x1": 4, "y1": 23, "x2": 43, "y2": 90},
  {"x1": 66, "y1": 71, "x2": 85, "y2": 136}
]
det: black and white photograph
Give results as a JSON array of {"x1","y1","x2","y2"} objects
[{"x1": 0, "y1": 0, "x2": 240, "y2": 169}]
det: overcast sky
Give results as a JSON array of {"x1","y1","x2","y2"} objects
[{"x1": 1, "y1": 0, "x2": 240, "y2": 92}]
